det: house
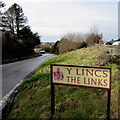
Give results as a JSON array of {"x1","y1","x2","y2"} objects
[
  {"x1": 105, "y1": 39, "x2": 120, "y2": 45},
  {"x1": 112, "y1": 41, "x2": 120, "y2": 45}
]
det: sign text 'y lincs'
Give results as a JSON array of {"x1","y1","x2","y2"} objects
[{"x1": 51, "y1": 64, "x2": 111, "y2": 90}]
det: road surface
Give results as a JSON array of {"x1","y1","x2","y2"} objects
[{"x1": 2, "y1": 54, "x2": 54, "y2": 99}]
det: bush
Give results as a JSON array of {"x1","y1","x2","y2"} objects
[
  {"x1": 53, "y1": 39, "x2": 87, "y2": 54},
  {"x1": 86, "y1": 33, "x2": 102, "y2": 46},
  {"x1": 52, "y1": 41, "x2": 60, "y2": 53},
  {"x1": 79, "y1": 42, "x2": 87, "y2": 49},
  {"x1": 53, "y1": 28, "x2": 103, "y2": 54},
  {"x1": 58, "y1": 38, "x2": 80, "y2": 53}
]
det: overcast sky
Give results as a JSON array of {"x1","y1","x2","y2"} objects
[{"x1": 3, "y1": 0, "x2": 119, "y2": 42}]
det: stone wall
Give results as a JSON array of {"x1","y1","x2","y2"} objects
[{"x1": 97, "y1": 44, "x2": 120, "y2": 56}]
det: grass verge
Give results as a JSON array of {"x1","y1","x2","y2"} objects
[
  {"x1": 7, "y1": 46, "x2": 119, "y2": 119},
  {"x1": 2, "y1": 54, "x2": 41, "y2": 64}
]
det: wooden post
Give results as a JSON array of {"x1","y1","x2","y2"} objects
[
  {"x1": 51, "y1": 65, "x2": 55, "y2": 118},
  {"x1": 106, "y1": 90, "x2": 111, "y2": 120},
  {"x1": 51, "y1": 84, "x2": 55, "y2": 117}
]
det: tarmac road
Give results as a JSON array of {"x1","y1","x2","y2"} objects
[{"x1": 2, "y1": 54, "x2": 54, "y2": 100}]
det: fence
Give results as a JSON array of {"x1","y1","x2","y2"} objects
[{"x1": 96, "y1": 44, "x2": 120, "y2": 57}]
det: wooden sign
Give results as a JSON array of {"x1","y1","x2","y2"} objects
[
  {"x1": 51, "y1": 64, "x2": 111, "y2": 90},
  {"x1": 50, "y1": 64, "x2": 111, "y2": 119}
]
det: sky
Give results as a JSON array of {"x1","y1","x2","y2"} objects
[{"x1": 2, "y1": 0, "x2": 119, "y2": 42}]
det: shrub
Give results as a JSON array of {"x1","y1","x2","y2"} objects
[
  {"x1": 52, "y1": 41, "x2": 60, "y2": 53},
  {"x1": 58, "y1": 38, "x2": 79, "y2": 53},
  {"x1": 86, "y1": 33, "x2": 102, "y2": 46},
  {"x1": 79, "y1": 42, "x2": 87, "y2": 48}
]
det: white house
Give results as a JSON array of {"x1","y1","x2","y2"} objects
[{"x1": 112, "y1": 41, "x2": 120, "y2": 45}]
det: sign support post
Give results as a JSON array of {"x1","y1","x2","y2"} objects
[
  {"x1": 107, "y1": 90, "x2": 111, "y2": 120},
  {"x1": 51, "y1": 65, "x2": 55, "y2": 118},
  {"x1": 51, "y1": 84, "x2": 55, "y2": 117}
]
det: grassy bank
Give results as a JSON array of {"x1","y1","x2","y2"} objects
[{"x1": 7, "y1": 46, "x2": 119, "y2": 119}]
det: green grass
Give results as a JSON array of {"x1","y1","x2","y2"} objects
[{"x1": 8, "y1": 46, "x2": 119, "y2": 119}]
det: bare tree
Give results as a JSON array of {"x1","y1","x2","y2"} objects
[
  {"x1": 89, "y1": 25, "x2": 99, "y2": 35},
  {"x1": 62, "y1": 32, "x2": 86, "y2": 42}
]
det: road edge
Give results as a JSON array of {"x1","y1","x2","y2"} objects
[
  {"x1": 0, "y1": 80, "x2": 23, "y2": 120},
  {"x1": 0, "y1": 67, "x2": 39, "y2": 120},
  {"x1": 1, "y1": 54, "x2": 55, "y2": 119},
  {"x1": 1, "y1": 63, "x2": 40, "y2": 119}
]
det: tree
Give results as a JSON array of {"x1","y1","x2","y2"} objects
[
  {"x1": 86, "y1": 33, "x2": 102, "y2": 46},
  {"x1": 2, "y1": 3, "x2": 27, "y2": 37},
  {"x1": 2, "y1": 3, "x2": 41, "y2": 61},
  {"x1": 53, "y1": 40, "x2": 60, "y2": 53},
  {"x1": 19, "y1": 26, "x2": 40, "y2": 54},
  {"x1": 62, "y1": 32, "x2": 86, "y2": 42},
  {"x1": 0, "y1": 1, "x2": 5, "y2": 31},
  {"x1": 85, "y1": 26, "x2": 103, "y2": 46},
  {"x1": 2, "y1": 31, "x2": 24, "y2": 59},
  {"x1": 19, "y1": 26, "x2": 40, "y2": 47},
  {"x1": 89, "y1": 25, "x2": 99, "y2": 35}
]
